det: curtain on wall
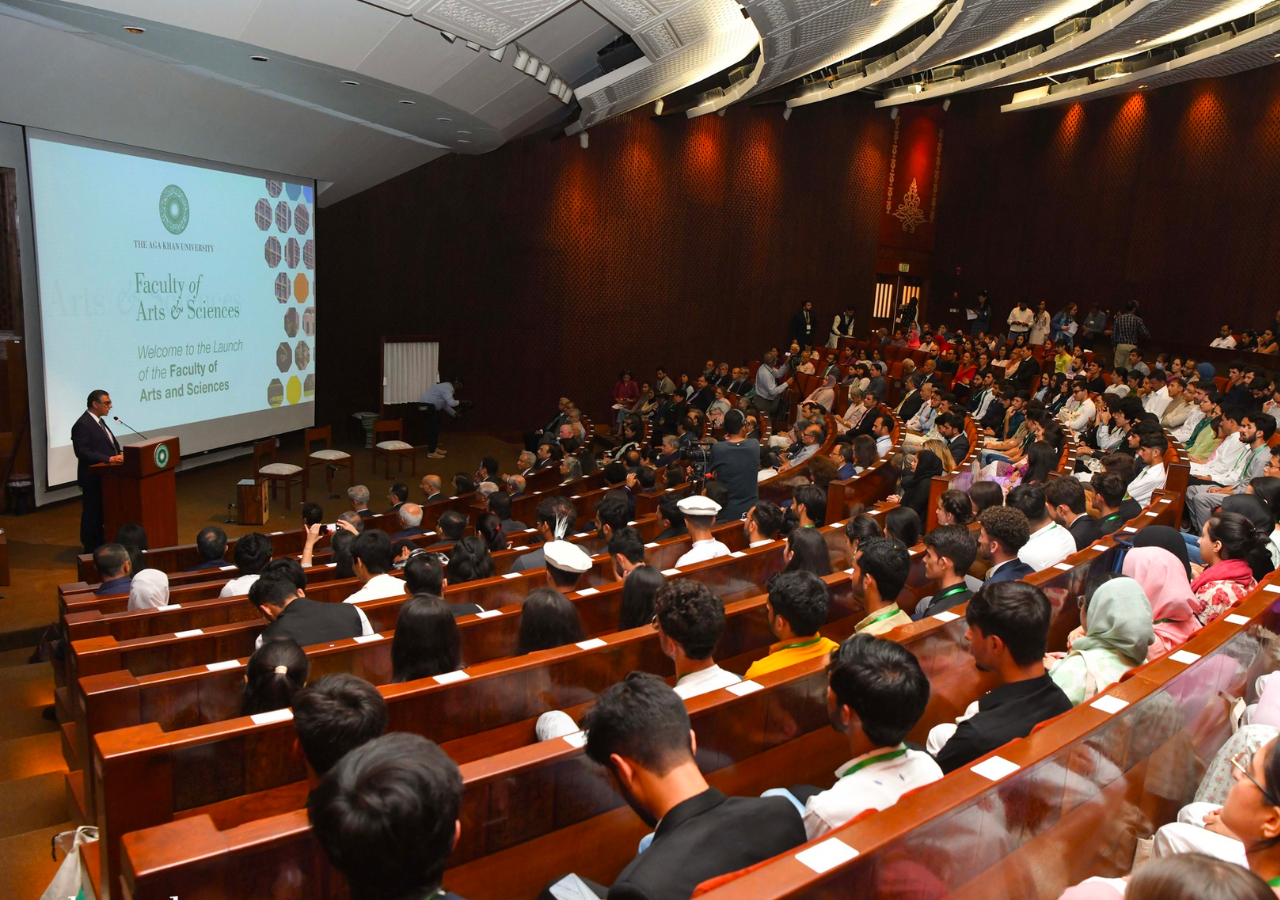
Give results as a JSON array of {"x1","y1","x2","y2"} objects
[{"x1": 382, "y1": 341, "x2": 438, "y2": 404}]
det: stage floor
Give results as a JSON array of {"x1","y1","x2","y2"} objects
[{"x1": 0, "y1": 431, "x2": 523, "y2": 647}]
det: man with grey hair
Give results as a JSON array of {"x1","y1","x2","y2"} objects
[
  {"x1": 475, "y1": 482, "x2": 500, "y2": 506},
  {"x1": 506, "y1": 474, "x2": 527, "y2": 497},
  {"x1": 391, "y1": 502, "x2": 425, "y2": 539},
  {"x1": 347, "y1": 485, "x2": 372, "y2": 519},
  {"x1": 517, "y1": 450, "x2": 538, "y2": 476},
  {"x1": 420, "y1": 474, "x2": 444, "y2": 504},
  {"x1": 656, "y1": 434, "x2": 681, "y2": 467}
]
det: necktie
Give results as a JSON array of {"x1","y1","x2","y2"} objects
[{"x1": 101, "y1": 418, "x2": 119, "y2": 453}]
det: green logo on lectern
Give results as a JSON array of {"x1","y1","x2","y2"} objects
[
  {"x1": 154, "y1": 443, "x2": 170, "y2": 469},
  {"x1": 159, "y1": 185, "x2": 189, "y2": 234}
]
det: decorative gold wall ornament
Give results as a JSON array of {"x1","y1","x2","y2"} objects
[{"x1": 894, "y1": 178, "x2": 926, "y2": 232}]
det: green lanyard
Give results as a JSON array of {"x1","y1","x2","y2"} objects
[
  {"x1": 1236, "y1": 445, "x2": 1262, "y2": 480},
  {"x1": 780, "y1": 635, "x2": 824, "y2": 651},
  {"x1": 1269, "y1": 876, "x2": 1280, "y2": 888},
  {"x1": 862, "y1": 607, "x2": 900, "y2": 627},
  {"x1": 933, "y1": 585, "x2": 968, "y2": 604},
  {"x1": 842, "y1": 747, "x2": 908, "y2": 778}
]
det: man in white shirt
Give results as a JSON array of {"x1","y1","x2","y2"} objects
[
  {"x1": 968, "y1": 372, "x2": 997, "y2": 421},
  {"x1": 1211, "y1": 325, "x2": 1237, "y2": 349},
  {"x1": 1126, "y1": 430, "x2": 1169, "y2": 507},
  {"x1": 1007, "y1": 303, "x2": 1034, "y2": 339},
  {"x1": 752, "y1": 351, "x2": 791, "y2": 418},
  {"x1": 1141, "y1": 374, "x2": 1172, "y2": 419},
  {"x1": 790, "y1": 633, "x2": 941, "y2": 839},
  {"x1": 1104, "y1": 367, "x2": 1131, "y2": 398},
  {"x1": 744, "y1": 502, "x2": 784, "y2": 547},
  {"x1": 1172, "y1": 388, "x2": 1212, "y2": 444},
  {"x1": 344, "y1": 530, "x2": 407, "y2": 605},
  {"x1": 1009, "y1": 484, "x2": 1076, "y2": 571},
  {"x1": 871, "y1": 413, "x2": 895, "y2": 458},
  {"x1": 655, "y1": 579, "x2": 742, "y2": 699},
  {"x1": 1189, "y1": 406, "x2": 1248, "y2": 482},
  {"x1": 674, "y1": 496, "x2": 732, "y2": 567},
  {"x1": 1159, "y1": 378, "x2": 1194, "y2": 429},
  {"x1": 905, "y1": 395, "x2": 939, "y2": 435},
  {"x1": 1059, "y1": 381, "x2": 1096, "y2": 434},
  {"x1": 218, "y1": 532, "x2": 273, "y2": 598}
]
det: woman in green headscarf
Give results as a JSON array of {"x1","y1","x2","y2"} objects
[{"x1": 1049, "y1": 575, "x2": 1154, "y2": 705}]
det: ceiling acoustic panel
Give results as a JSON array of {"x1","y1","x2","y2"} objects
[{"x1": 408, "y1": 0, "x2": 579, "y2": 48}]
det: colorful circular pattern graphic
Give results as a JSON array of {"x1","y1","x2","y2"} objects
[
  {"x1": 293, "y1": 273, "x2": 310, "y2": 303},
  {"x1": 284, "y1": 238, "x2": 300, "y2": 269},
  {"x1": 294, "y1": 340, "x2": 311, "y2": 370},
  {"x1": 283, "y1": 307, "x2": 298, "y2": 337},
  {"x1": 286, "y1": 376, "x2": 302, "y2": 404},
  {"x1": 303, "y1": 374, "x2": 315, "y2": 398},
  {"x1": 267, "y1": 378, "x2": 284, "y2": 407},
  {"x1": 266, "y1": 179, "x2": 282, "y2": 198},
  {"x1": 274, "y1": 272, "x2": 291, "y2": 303},
  {"x1": 276, "y1": 342, "x2": 293, "y2": 372},
  {"x1": 302, "y1": 307, "x2": 315, "y2": 336},
  {"x1": 274, "y1": 201, "x2": 291, "y2": 233},
  {"x1": 255, "y1": 198, "x2": 272, "y2": 231},
  {"x1": 285, "y1": 183, "x2": 302, "y2": 201},
  {"x1": 303, "y1": 239, "x2": 315, "y2": 269},
  {"x1": 264, "y1": 236, "x2": 281, "y2": 268},
  {"x1": 159, "y1": 185, "x2": 190, "y2": 235},
  {"x1": 294, "y1": 205, "x2": 310, "y2": 235}
]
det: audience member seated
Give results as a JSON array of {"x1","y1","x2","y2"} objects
[
  {"x1": 978, "y1": 507, "x2": 1036, "y2": 583},
  {"x1": 421, "y1": 474, "x2": 446, "y2": 502},
  {"x1": 889, "y1": 449, "x2": 943, "y2": 522},
  {"x1": 184, "y1": 525, "x2": 228, "y2": 571},
  {"x1": 792, "y1": 483, "x2": 828, "y2": 529},
  {"x1": 475, "y1": 512, "x2": 509, "y2": 554},
  {"x1": 782, "y1": 633, "x2": 942, "y2": 839},
  {"x1": 1187, "y1": 413, "x2": 1277, "y2": 531},
  {"x1": 744, "y1": 571, "x2": 841, "y2": 679},
  {"x1": 391, "y1": 595, "x2": 463, "y2": 683},
  {"x1": 1191, "y1": 512, "x2": 1270, "y2": 624},
  {"x1": 936, "y1": 488, "x2": 975, "y2": 527},
  {"x1": 308, "y1": 732, "x2": 469, "y2": 900},
  {"x1": 884, "y1": 506, "x2": 921, "y2": 548},
  {"x1": 913, "y1": 525, "x2": 978, "y2": 621},
  {"x1": 241, "y1": 637, "x2": 309, "y2": 717},
  {"x1": 348, "y1": 485, "x2": 373, "y2": 518},
  {"x1": 1047, "y1": 575, "x2": 1152, "y2": 705},
  {"x1": 428, "y1": 511, "x2": 467, "y2": 551},
  {"x1": 218, "y1": 532, "x2": 273, "y2": 597},
  {"x1": 675, "y1": 496, "x2": 731, "y2": 567},
  {"x1": 1046, "y1": 477, "x2": 1101, "y2": 550},
  {"x1": 1088, "y1": 471, "x2": 1130, "y2": 538},
  {"x1": 390, "y1": 502, "x2": 426, "y2": 540},
  {"x1": 1119, "y1": 547, "x2": 1202, "y2": 659},
  {"x1": 344, "y1": 531, "x2": 406, "y2": 604},
  {"x1": 744, "y1": 501, "x2": 785, "y2": 546},
  {"x1": 488, "y1": 491, "x2": 527, "y2": 534},
  {"x1": 1007, "y1": 484, "x2": 1076, "y2": 571},
  {"x1": 928, "y1": 581, "x2": 1073, "y2": 773},
  {"x1": 330, "y1": 531, "x2": 357, "y2": 579},
  {"x1": 114, "y1": 522, "x2": 147, "y2": 576},
  {"x1": 542, "y1": 673, "x2": 806, "y2": 900},
  {"x1": 783, "y1": 526, "x2": 833, "y2": 576},
  {"x1": 446, "y1": 536, "x2": 495, "y2": 585},
  {"x1": 545, "y1": 540, "x2": 593, "y2": 593},
  {"x1": 92, "y1": 542, "x2": 132, "y2": 596},
  {"x1": 619, "y1": 564, "x2": 666, "y2": 631},
  {"x1": 846, "y1": 536, "x2": 912, "y2": 634},
  {"x1": 509, "y1": 496, "x2": 578, "y2": 573},
  {"x1": 386, "y1": 482, "x2": 409, "y2": 515},
  {"x1": 403, "y1": 553, "x2": 481, "y2": 618},
  {"x1": 127, "y1": 569, "x2": 170, "y2": 612},
  {"x1": 517, "y1": 587, "x2": 587, "y2": 654},
  {"x1": 336, "y1": 510, "x2": 366, "y2": 534},
  {"x1": 249, "y1": 572, "x2": 372, "y2": 650},
  {"x1": 453, "y1": 472, "x2": 475, "y2": 496},
  {"x1": 969, "y1": 480, "x2": 1005, "y2": 516},
  {"x1": 655, "y1": 579, "x2": 741, "y2": 698},
  {"x1": 1063, "y1": 854, "x2": 1278, "y2": 900},
  {"x1": 292, "y1": 674, "x2": 388, "y2": 783}
]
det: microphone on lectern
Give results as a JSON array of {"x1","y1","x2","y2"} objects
[{"x1": 112, "y1": 415, "x2": 150, "y2": 440}]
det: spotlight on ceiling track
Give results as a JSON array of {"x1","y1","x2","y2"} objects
[
  {"x1": 580, "y1": 132, "x2": 589, "y2": 149},
  {"x1": 783, "y1": 107, "x2": 792, "y2": 120},
  {"x1": 717, "y1": 109, "x2": 726, "y2": 117},
  {"x1": 441, "y1": 32, "x2": 456, "y2": 42},
  {"x1": 942, "y1": 99, "x2": 951, "y2": 111},
  {"x1": 654, "y1": 98, "x2": 664, "y2": 114},
  {"x1": 548, "y1": 77, "x2": 564, "y2": 96},
  {"x1": 524, "y1": 56, "x2": 541, "y2": 76},
  {"x1": 535, "y1": 63, "x2": 551, "y2": 83},
  {"x1": 514, "y1": 48, "x2": 530, "y2": 69},
  {"x1": 490, "y1": 46, "x2": 506, "y2": 62},
  {"x1": 465, "y1": 41, "x2": 480, "y2": 51},
  {"x1": 889, "y1": 107, "x2": 898, "y2": 120}
]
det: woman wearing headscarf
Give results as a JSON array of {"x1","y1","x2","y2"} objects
[
  {"x1": 805, "y1": 373, "x2": 837, "y2": 413},
  {"x1": 127, "y1": 568, "x2": 170, "y2": 612},
  {"x1": 1049, "y1": 576, "x2": 1153, "y2": 705},
  {"x1": 891, "y1": 449, "x2": 944, "y2": 523},
  {"x1": 1121, "y1": 546, "x2": 1202, "y2": 659}
]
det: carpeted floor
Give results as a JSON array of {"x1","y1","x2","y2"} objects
[{"x1": 0, "y1": 431, "x2": 525, "y2": 644}]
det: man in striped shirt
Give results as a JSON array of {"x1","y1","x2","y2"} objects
[{"x1": 1111, "y1": 301, "x2": 1150, "y2": 370}]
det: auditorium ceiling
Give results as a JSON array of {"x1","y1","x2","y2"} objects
[{"x1": 1, "y1": 0, "x2": 1277, "y2": 201}]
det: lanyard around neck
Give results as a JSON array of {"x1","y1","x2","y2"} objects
[
  {"x1": 934, "y1": 584, "x2": 968, "y2": 602},
  {"x1": 841, "y1": 747, "x2": 907, "y2": 778},
  {"x1": 780, "y1": 635, "x2": 824, "y2": 651}
]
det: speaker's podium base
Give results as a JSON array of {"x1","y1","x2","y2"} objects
[
  {"x1": 94, "y1": 437, "x2": 180, "y2": 548},
  {"x1": 238, "y1": 479, "x2": 268, "y2": 525}
]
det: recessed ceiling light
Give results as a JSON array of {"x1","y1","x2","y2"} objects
[
  {"x1": 868, "y1": 0, "x2": 882, "y2": 6},
  {"x1": 1023, "y1": 15, "x2": 1034, "y2": 21},
  {"x1": 1138, "y1": 84, "x2": 1148, "y2": 89},
  {"x1": 457, "y1": 130, "x2": 471, "y2": 134},
  {"x1": 341, "y1": 80, "x2": 360, "y2": 86},
  {"x1": 1274, "y1": 52, "x2": 1280, "y2": 58},
  {"x1": 1134, "y1": 38, "x2": 1146, "y2": 44},
  {"x1": 458, "y1": 139, "x2": 471, "y2": 144},
  {"x1": 437, "y1": 116, "x2": 452, "y2": 122},
  {"x1": 123, "y1": 26, "x2": 145, "y2": 34},
  {"x1": 250, "y1": 55, "x2": 269, "y2": 62},
  {"x1": 398, "y1": 99, "x2": 416, "y2": 105}
]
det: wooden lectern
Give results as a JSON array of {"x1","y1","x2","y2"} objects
[{"x1": 93, "y1": 437, "x2": 180, "y2": 548}]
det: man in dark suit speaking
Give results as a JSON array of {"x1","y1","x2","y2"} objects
[{"x1": 71, "y1": 390, "x2": 123, "y2": 552}]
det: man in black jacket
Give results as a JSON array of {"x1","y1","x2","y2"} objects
[
  {"x1": 543, "y1": 672, "x2": 806, "y2": 900},
  {"x1": 71, "y1": 389, "x2": 124, "y2": 551},
  {"x1": 249, "y1": 573, "x2": 370, "y2": 648},
  {"x1": 937, "y1": 413, "x2": 970, "y2": 464}
]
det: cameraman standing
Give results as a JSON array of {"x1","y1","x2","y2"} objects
[{"x1": 708, "y1": 409, "x2": 760, "y2": 521}]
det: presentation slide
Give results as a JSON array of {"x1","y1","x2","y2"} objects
[{"x1": 27, "y1": 132, "x2": 316, "y2": 487}]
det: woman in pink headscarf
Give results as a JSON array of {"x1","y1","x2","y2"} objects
[{"x1": 1122, "y1": 546, "x2": 1203, "y2": 660}]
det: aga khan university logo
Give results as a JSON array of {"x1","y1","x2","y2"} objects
[{"x1": 159, "y1": 184, "x2": 190, "y2": 235}]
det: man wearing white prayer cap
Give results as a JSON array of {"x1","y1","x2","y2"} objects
[
  {"x1": 674, "y1": 496, "x2": 732, "y2": 568},
  {"x1": 544, "y1": 540, "x2": 592, "y2": 593}
]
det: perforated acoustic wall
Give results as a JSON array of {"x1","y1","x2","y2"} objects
[
  {"x1": 319, "y1": 99, "x2": 890, "y2": 431},
  {"x1": 929, "y1": 62, "x2": 1280, "y2": 341}
]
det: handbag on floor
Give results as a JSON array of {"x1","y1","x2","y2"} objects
[{"x1": 40, "y1": 825, "x2": 98, "y2": 900}]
